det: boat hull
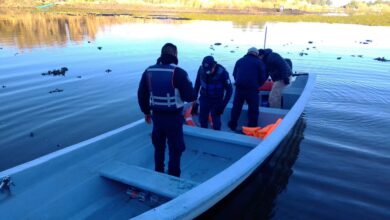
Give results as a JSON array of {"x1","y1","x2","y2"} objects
[{"x1": 0, "y1": 74, "x2": 315, "y2": 219}]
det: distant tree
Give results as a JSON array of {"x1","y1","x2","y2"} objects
[{"x1": 348, "y1": 0, "x2": 360, "y2": 9}]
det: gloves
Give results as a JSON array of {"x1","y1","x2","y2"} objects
[
  {"x1": 191, "y1": 102, "x2": 199, "y2": 115},
  {"x1": 283, "y1": 78, "x2": 290, "y2": 85}
]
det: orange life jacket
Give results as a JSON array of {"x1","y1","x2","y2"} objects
[
  {"x1": 258, "y1": 80, "x2": 273, "y2": 91},
  {"x1": 184, "y1": 104, "x2": 213, "y2": 127},
  {"x1": 242, "y1": 118, "x2": 282, "y2": 139},
  {"x1": 184, "y1": 106, "x2": 196, "y2": 126}
]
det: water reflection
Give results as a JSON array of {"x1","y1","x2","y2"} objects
[
  {"x1": 0, "y1": 12, "x2": 195, "y2": 50},
  {"x1": 197, "y1": 117, "x2": 306, "y2": 219}
]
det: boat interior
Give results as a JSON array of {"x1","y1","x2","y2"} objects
[{"x1": 0, "y1": 76, "x2": 308, "y2": 219}]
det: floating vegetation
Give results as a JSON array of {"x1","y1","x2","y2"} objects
[
  {"x1": 374, "y1": 57, "x2": 389, "y2": 62},
  {"x1": 49, "y1": 88, "x2": 63, "y2": 93},
  {"x1": 359, "y1": 39, "x2": 372, "y2": 44},
  {"x1": 42, "y1": 67, "x2": 68, "y2": 76}
]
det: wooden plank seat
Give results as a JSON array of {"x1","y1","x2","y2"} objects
[
  {"x1": 100, "y1": 161, "x2": 199, "y2": 198},
  {"x1": 183, "y1": 125, "x2": 261, "y2": 148}
]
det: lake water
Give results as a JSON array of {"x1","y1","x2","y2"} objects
[{"x1": 0, "y1": 13, "x2": 389, "y2": 219}]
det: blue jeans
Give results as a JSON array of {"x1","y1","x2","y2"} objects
[
  {"x1": 199, "y1": 96, "x2": 222, "y2": 130},
  {"x1": 229, "y1": 89, "x2": 259, "y2": 129},
  {"x1": 152, "y1": 113, "x2": 185, "y2": 177}
]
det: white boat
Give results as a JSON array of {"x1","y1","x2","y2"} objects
[{"x1": 0, "y1": 73, "x2": 316, "y2": 219}]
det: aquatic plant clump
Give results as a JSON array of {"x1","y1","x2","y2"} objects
[{"x1": 41, "y1": 67, "x2": 68, "y2": 76}]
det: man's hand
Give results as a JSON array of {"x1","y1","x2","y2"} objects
[{"x1": 145, "y1": 114, "x2": 152, "y2": 124}]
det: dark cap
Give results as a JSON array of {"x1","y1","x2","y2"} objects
[
  {"x1": 202, "y1": 56, "x2": 216, "y2": 74},
  {"x1": 161, "y1": 43, "x2": 177, "y2": 56},
  {"x1": 258, "y1": 48, "x2": 273, "y2": 57}
]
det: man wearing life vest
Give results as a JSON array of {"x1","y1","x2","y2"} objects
[
  {"x1": 258, "y1": 48, "x2": 293, "y2": 108},
  {"x1": 228, "y1": 47, "x2": 267, "y2": 131},
  {"x1": 137, "y1": 43, "x2": 195, "y2": 177},
  {"x1": 194, "y1": 56, "x2": 233, "y2": 130}
]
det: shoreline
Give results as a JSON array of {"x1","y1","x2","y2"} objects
[
  {"x1": 1, "y1": 3, "x2": 306, "y2": 15},
  {"x1": 1, "y1": 4, "x2": 389, "y2": 26}
]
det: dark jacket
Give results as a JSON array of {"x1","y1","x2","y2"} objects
[
  {"x1": 262, "y1": 49, "x2": 292, "y2": 82},
  {"x1": 138, "y1": 54, "x2": 195, "y2": 115},
  {"x1": 233, "y1": 54, "x2": 267, "y2": 90},
  {"x1": 194, "y1": 64, "x2": 233, "y2": 108}
]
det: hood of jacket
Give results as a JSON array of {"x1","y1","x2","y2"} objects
[{"x1": 259, "y1": 48, "x2": 273, "y2": 58}]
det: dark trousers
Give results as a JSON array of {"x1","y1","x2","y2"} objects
[
  {"x1": 229, "y1": 89, "x2": 259, "y2": 129},
  {"x1": 152, "y1": 113, "x2": 185, "y2": 177},
  {"x1": 199, "y1": 96, "x2": 222, "y2": 130}
]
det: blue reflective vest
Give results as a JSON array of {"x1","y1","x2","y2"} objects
[
  {"x1": 200, "y1": 65, "x2": 225, "y2": 98},
  {"x1": 147, "y1": 64, "x2": 184, "y2": 111}
]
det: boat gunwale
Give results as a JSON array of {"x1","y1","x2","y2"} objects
[{"x1": 0, "y1": 119, "x2": 144, "y2": 178}]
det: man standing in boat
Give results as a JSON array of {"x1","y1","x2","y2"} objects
[
  {"x1": 137, "y1": 43, "x2": 195, "y2": 177},
  {"x1": 228, "y1": 47, "x2": 267, "y2": 131},
  {"x1": 193, "y1": 56, "x2": 233, "y2": 130},
  {"x1": 258, "y1": 48, "x2": 292, "y2": 108}
]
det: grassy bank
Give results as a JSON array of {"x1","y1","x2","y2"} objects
[
  {"x1": 1, "y1": 2, "x2": 389, "y2": 26},
  {"x1": 41, "y1": 4, "x2": 390, "y2": 26},
  {"x1": 2, "y1": 0, "x2": 390, "y2": 14},
  {"x1": 179, "y1": 13, "x2": 390, "y2": 26}
]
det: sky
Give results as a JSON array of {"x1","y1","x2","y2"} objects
[{"x1": 331, "y1": 0, "x2": 377, "y2": 7}]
